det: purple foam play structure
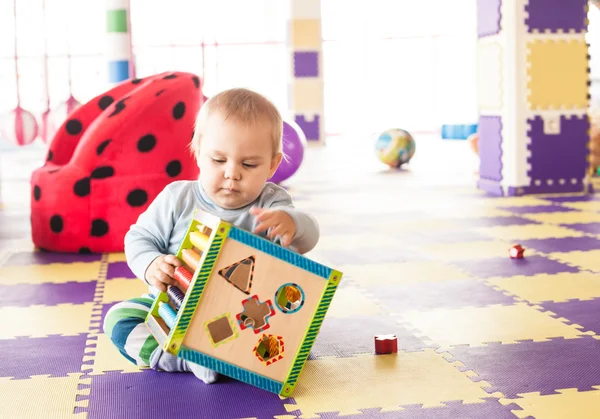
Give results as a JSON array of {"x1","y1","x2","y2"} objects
[
  {"x1": 477, "y1": 0, "x2": 502, "y2": 37},
  {"x1": 269, "y1": 120, "x2": 306, "y2": 184}
]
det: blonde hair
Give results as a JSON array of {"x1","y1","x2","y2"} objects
[{"x1": 190, "y1": 88, "x2": 283, "y2": 157}]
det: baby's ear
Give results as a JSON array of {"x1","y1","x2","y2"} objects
[{"x1": 269, "y1": 153, "x2": 283, "y2": 177}]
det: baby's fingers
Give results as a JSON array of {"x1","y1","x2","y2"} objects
[{"x1": 163, "y1": 254, "x2": 182, "y2": 267}]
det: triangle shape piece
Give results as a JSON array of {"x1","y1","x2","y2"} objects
[{"x1": 219, "y1": 256, "x2": 255, "y2": 294}]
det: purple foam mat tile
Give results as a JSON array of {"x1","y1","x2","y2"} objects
[
  {"x1": 562, "y1": 222, "x2": 600, "y2": 235},
  {"x1": 106, "y1": 261, "x2": 137, "y2": 280},
  {"x1": 525, "y1": 0, "x2": 587, "y2": 33},
  {"x1": 0, "y1": 281, "x2": 97, "y2": 307},
  {"x1": 448, "y1": 215, "x2": 538, "y2": 229},
  {"x1": 84, "y1": 370, "x2": 290, "y2": 419},
  {"x1": 293, "y1": 51, "x2": 319, "y2": 77},
  {"x1": 477, "y1": 0, "x2": 502, "y2": 37},
  {"x1": 3, "y1": 250, "x2": 102, "y2": 266},
  {"x1": 0, "y1": 334, "x2": 89, "y2": 379},
  {"x1": 443, "y1": 336, "x2": 600, "y2": 398},
  {"x1": 364, "y1": 280, "x2": 517, "y2": 314},
  {"x1": 295, "y1": 114, "x2": 320, "y2": 141},
  {"x1": 519, "y1": 236, "x2": 600, "y2": 254},
  {"x1": 497, "y1": 205, "x2": 577, "y2": 214},
  {"x1": 314, "y1": 400, "x2": 524, "y2": 419},
  {"x1": 478, "y1": 115, "x2": 503, "y2": 183},
  {"x1": 449, "y1": 254, "x2": 580, "y2": 279},
  {"x1": 538, "y1": 299, "x2": 600, "y2": 335},
  {"x1": 315, "y1": 247, "x2": 431, "y2": 266},
  {"x1": 527, "y1": 116, "x2": 589, "y2": 184},
  {"x1": 540, "y1": 194, "x2": 600, "y2": 203},
  {"x1": 309, "y1": 315, "x2": 432, "y2": 359},
  {"x1": 400, "y1": 230, "x2": 494, "y2": 246}
]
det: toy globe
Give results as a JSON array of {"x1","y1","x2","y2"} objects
[{"x1": 375, "y1": 128, "x2": 416, "y2": 168}]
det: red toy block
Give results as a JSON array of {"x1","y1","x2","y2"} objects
[
  {"x1": 509, "y1": 244, "x2": 525, "y2": 259},
  {"x1": 374, "y1": 334, "x2": 398, "y2": 354}
]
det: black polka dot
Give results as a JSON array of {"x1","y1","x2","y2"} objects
[
  {"x1": 127, "y1": 189, "x2": 148, "y2": 207},
  {"x1": 132, "y1": 78, "x2": 142, "y2": 84},
  {"x1": 98, "y1": 96, "x2": 114, "y2": 110},
  {"x1": 47, "y1": 150, "x2": 53, "y2": 162},
  {"x1": 91, "y1": 219, "x2": 109, "y2": 237},
  {"x1": 91, "y1": 166, "x2": 115, "y2": 179},
  {"x1": 50, "y1": 215, "x2": 63, "y2": 233},
  {"x1": 65, "y1": 119, "x2": 83, "y2": 135},
  {"x1": 74, "y1": 177, "x2": 91, "y2": 197},
  {"x1": 79, "y1": 247, "x2": 92, "y2": 254},
  {"x1": 163, "y1": 74, "x2": 177, "y2": 79},
  {"x1": 192, "y1": 76, "x2": 200, "y2": 88},
  {"x1": 33, "y1": 185, "x2": 41, "y2": 201},
  {"x1": 156, "y1": 89, "x2": 166, "y2": 97},
  {"x1": 96, "y1": 139, "x2": 111, "y2": 156},
  {"x1": 172, "y1": 102, "x2": 185, "y2": 120},
  {"x1": 166, "y1": 160, "x2": 182, "y2": 177},
  {"x1": 108, "y1": 98, "x2": 128, "y2": 117},
  {"x1": 137, "y1": 135, "x2": 156, "y2": 152}
]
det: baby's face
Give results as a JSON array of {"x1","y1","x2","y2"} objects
[{"x1": 198, "y1": 112, "x2": 281, "y2": 209}]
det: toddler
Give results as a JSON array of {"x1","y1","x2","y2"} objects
[{"x1": 103, "y1": 88, "x2": 320, "y2": 383}]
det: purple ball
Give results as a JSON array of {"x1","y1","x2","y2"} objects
[{"x1": 269, "y1": 120, "x2": 306, "y2": 184}]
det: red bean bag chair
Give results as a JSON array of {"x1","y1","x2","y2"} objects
[{"x1": 30, "y1": 71, "x2": 203, "y2": 253}]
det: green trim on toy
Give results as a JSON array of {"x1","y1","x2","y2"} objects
[
  {"x1": 280, "y1": 269, "x2": 343, "y2": 396},
  {"x1": 166, "y1": 221, "x2": 230, "y2": 354}
]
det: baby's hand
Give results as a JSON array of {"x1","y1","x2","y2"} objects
[
  {"x1": 145, "y1": 254, "x2": 182, "y2": 292},
  {"x1": 250, "y1": 207, "x2": 296, "y2": 247}
]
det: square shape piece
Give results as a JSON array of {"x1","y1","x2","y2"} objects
[{"x1": 527, "y1": 39, "x2": 589, "y2": 110}]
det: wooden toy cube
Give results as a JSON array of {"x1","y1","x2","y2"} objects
[{"x1": 145, "y1": 209, "x2": 342, "y2": 396}]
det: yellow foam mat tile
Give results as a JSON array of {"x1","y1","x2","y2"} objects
[
  {"x1": 425, "y1": 208, "x2": 515, "y2": 219},
  {"x1": 419, "y1": 240, "x2": 539, "y2": 262},
  {"x1": 0, "y1": 262, "x2": 102, "y2": 285},
  {"x1": 527, "y1": 39, "x2": 589, "y2": 110},
  {"x1": 284, "y1": 350, "x2": 500, "y2": 417},
  {"x1": 339, "y1": 261, "x2": 473, "y2": 286},
  {"x1": 291, "y1": 79, "x2": 324, "y2": 112},
  {"x1": 487, "y1": 197, "x2": 555, "y2": 208},
  {"x1": 400, "y1": 303, "x2": 590, "y2": 348},
  {"x1": 316, "y1": 233, "x2": 401, "y2": 251},
  {"x1": 371, "y1": 219, "x2": 463, "y2": 234},
  {"x1": 475, "y1": 224, "x2": 583, "y2": 241},
  {"x1": 500, "y1": 387, "x2": 600, "y2": 419},
  {"x1": 102, "y1": 278, "x2": 150, "y2": 305},
  {"x1": 87, "y1": 333, "x2": 146, "y2": 375},
  {"x1": 326, "y1": 287, "x2": 386, "y2": 318},
  {"x1": 107, "y1": 253, "x2": 127, "y2": 263},
  {"x1": 0, "y1": 373, "x2": 88, "y2": 418},
  {"x1": 476, "y1": 42, "x2": 503, "y2": 112},
  {"x1": 290, "y1": 19, "x2": 321, "y2": 48},
  {"x1": 0, "y1": 303, "x2": 94, "y2": 339},
  {"x1": 521, "y1": 211, "x2": 600, "y2": 225},
  {"x1": 487, "y1": 272, "x2": 600, "y2": 304},
  {"x1": 559, "y1": 201, "x2": 600, "y2": 212},
  {"x1": 547, "y1": 250, "x2": 600, "y2": 273}
]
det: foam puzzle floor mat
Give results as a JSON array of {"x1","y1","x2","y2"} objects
[{"x1": 2, "y1": 168, "x2": 600, "y2": 418}]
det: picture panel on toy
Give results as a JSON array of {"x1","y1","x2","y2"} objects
[{"x1": 181, "y1": 235, "x2": 328, "y2": 384}]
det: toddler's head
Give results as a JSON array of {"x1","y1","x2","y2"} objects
[{"x1": 191, "y1": 88, "x2": 283, "y2": 210}]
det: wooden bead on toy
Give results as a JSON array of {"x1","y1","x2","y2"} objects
[
  {"x1": 374, "y1": 334, "x2": 398, "y2": 354},
  {"x1": 174, "y1": 266, "x2": 193, "y2": 291}
]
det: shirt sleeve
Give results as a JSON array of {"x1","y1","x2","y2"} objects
[
  {"x1": 265, "y1": 187, "x2": 320, "y2": 254},
  {"x1": 124, "y1": 185, "x2": 175, "y2": 281}
]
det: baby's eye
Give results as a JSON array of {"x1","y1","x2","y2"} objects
[
  {"x1": 212, "y1": 158, "x2": 225, "y2": 164},
  {"x1": 243, "y1": 163, "x2": 257, "y2": 168}
]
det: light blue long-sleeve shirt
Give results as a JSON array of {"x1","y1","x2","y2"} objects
[{"x1": 124, "y1": 180, "x2": 320, "y2": 281}]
